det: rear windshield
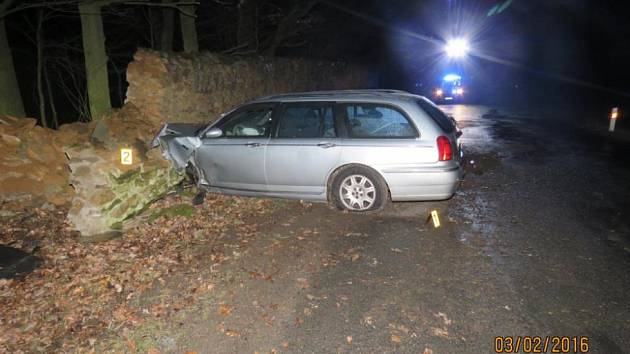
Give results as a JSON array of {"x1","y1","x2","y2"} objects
[{"x1": 416, "y1": 98, "x2": 456, "y2": 134}]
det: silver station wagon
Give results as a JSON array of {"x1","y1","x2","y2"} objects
[{"x1": 153, "y1": 90, "x2": 463, "y2": 212}]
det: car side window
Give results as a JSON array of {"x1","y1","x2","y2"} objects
[
  {"x1": 276, "y1": 104, "x2": 336, "y2": 138},
  {"x1": 217, "y1": 105, "x2": 274, "y2": 138},
  {"x1": 343, "y1": 103, "x2": 417, "y2": 138}
]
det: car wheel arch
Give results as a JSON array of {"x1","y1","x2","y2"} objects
[{"x1": 325, "y1": 163, "x2": 391, "y2": 203}]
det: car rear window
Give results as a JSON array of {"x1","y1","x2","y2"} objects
[{"x1": 416, "y1": 98, "x2": 456, "y2": 134}]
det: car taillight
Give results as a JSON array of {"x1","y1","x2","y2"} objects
[{"x1": 437, "y1": 136, "x2": 452, "y2": 161}]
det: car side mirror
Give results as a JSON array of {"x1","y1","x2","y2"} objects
[{"x1": 204, "y1": 127, "x2": 223, "y2": 138}]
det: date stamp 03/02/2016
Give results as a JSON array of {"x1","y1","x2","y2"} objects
[{"x1": 494, "y1": 336, "x2": 590, "y2": 353}]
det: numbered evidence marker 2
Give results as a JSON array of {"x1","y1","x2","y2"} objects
[
  {"x1": 430, "y1": 210, "x2": 441, "y2": 228},
  {"x1": 120, "y1": 148, "x2": 133, "y2": 165}
]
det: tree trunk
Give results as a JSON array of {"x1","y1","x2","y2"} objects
[
  {"x1": 237, "y1": 0, "x2": 256, "y2": 51},
  {"x1": 160, "y1": 0, "x2": 174, "y2": 51},
  {"x1": 179, "y1": 2, "x2": 198, "y2": 53},
  {"x1": 146, "y1": 7, "x2": 155, "y2": 49},
  {"x1": 0, "y1": 19, "x2": 25, "y2": 117},
  {"x1": 44, "y1": 66, "x2": 58, "y2": 129},
  {"x1": 36, "y1": 9, "x2": 47, "y2": 127},
  {"x1": 79, "y1": 2, "x2": 111, "y2": 120}
]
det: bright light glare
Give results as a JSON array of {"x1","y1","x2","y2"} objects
[
  {"x1": 445, "y1": 39, "x2": 470, "y2": 58},
  {"x1": 435, "y1": 89, "x2": 443, "y2": 96},
  {"x1": 443, "y1": 74, "x2": 462, "y2": 82},
  {"x1": 456, "y1": 88, "x2": 464, "y2": 95}
]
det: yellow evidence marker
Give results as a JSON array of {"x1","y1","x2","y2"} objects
[
  {"x1": 120, "y1": 148, "x2": 133, "y2": 165},
  {"x1": 430, "y1": 210, "x2": 441, "y2": 228}
]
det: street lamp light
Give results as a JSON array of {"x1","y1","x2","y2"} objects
[{"x1": 445, "y1": 39, "x2": 470, "y2": 58}]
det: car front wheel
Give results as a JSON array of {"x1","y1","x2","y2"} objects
[{"x1": 331, "y1": 166, "x2": 388, "y2": 212}]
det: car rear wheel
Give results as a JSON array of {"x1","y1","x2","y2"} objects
[{"x1": 331, "y1": 166, "x2": 388, "y2": 212}]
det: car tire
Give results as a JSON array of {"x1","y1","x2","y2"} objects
[{"x1": 331, "y1": 165, "x2": 389, "y2": 212}]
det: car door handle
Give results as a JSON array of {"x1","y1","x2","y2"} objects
[
  {"x1": 245, "y1": 142, "x2": 261, "y2": 147},
  {"x1": 317, "y1": 142, "x2": 336, "y2": 149}
]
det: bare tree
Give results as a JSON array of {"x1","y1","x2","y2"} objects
[
  {"x1": 179, "y1": 0, "x2": 198, "y2": 52},
  {"x1": 44, "y1": 64, "x2": 58, "y2": 128},
  {"x1": 35, "y1": 8, "x2": 47, "y2": 127},
  {"x1": 160, "y1": 0, "x2": 174, "y2": 51},
  {"x1": 2, "y1": 0, "x2": 200, "y2": 122},
  {"x1": 0, "y1": 0, "x2": 25, "y2": 117},
  {"x1": 262, "y1": 1, "x2": 320, "y2": 56},
  {"x1": 79, "y1": 1, "x2": 111, "y2": 120},
  {"x1": 53, "y1": 50, "x2": 92, "y2": 122},
  {"x1": 236, "y1": 0, "x2": 256, "y2": 51}
]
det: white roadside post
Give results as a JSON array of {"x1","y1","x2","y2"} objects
[{"x1": 609, "y1": 107, "x2": 619, "y2": 132}]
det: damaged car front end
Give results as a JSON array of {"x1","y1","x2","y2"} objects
[{"x1": 151, "y1": 123, "x2": 206, "y2": 171}]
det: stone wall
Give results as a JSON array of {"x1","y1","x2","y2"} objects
[
  {"x1": 1, "y1": 48, "x2": 371, "y2": 237},
  {"x1": 125, "y1": 48, "x2": 371, "y2": 124},
  {"x1": 0, "y1": 117, "x2": 77, "y2": 212}
]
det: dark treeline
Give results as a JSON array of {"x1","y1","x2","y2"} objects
[{"x1": 0, "y1": 0, "x2": 382, "y2": 126}]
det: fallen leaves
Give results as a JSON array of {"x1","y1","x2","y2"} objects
[
  {"x1": 224, "y1": 329, "x2": 241, "y2": 337},
  {"x1": 218, "y1": 304, "x2": 233, "y2": 316},
  {"x1": 361, "y1": 316, "x2": 375, "y2": 328},
  {"x1": 296, "y1": 277, "x2": 310, "y2": 289},
  {"x1": 431, "y1": 327, "x2": 449, "y2": 338},
  {"x1": 435, "y1": 311, "x2": 452, "y2": 325},
  {"x1": 393, "y1": 323, "x2": 409, "y2": 334},
  {"x1": 388, "y1": 323, "x2": 411, "y2": 344},
  {"x1": 248, "y1": 270, "x2": 273, "y2": 282},
  {"x1": 428, "y1": 311, "x2": 453, "y2": 338},
  {"x1": 0, "y1": 194, "x2": 275, "y2": 352}
]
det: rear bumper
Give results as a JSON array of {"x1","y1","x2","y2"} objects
[{"x1": 382, "y1": 165, "x2": 462, "y2": 201}]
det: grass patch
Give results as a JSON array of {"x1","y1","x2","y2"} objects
[{"x1": 148, "y1": 204, "x2": 196, "y2": 223}]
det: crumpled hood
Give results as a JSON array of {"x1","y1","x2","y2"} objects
[
  {"x1": 151, "y1": 123, "x2": 207, "y2": 148},
  {"x1": 152, "y1": 123, "x2": 207, "y2": 169}
]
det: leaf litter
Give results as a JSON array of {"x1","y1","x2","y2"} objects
[{"x1": 0, "y1": 193, "x2": 275, "y2": 352}]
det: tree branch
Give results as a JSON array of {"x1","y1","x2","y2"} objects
[
  {"x1": 1, "y1": 0, "x2": 200, "y2": 19},
  {"x1": 0, "y1": 0, "x2": 16, "y2": 17},
  {"x1": 122, "y1": 1, "x2": 199, "y2": 17}
]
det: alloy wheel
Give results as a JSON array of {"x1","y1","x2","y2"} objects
[{"x1": 339, "y1": 174, "x2": 377, "y2": 211}]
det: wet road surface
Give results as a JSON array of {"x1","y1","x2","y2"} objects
[{"x1": 162, "y1": 105, "x2": 630, "y2": 353}]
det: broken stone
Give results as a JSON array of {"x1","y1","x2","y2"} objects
[{"x1": 0, "y1": 116, "x2": 75, "y2": 209}]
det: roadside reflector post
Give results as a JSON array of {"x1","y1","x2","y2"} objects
[
  {"x1": 609, "y1": 107, "x2": 619, "y2": 132},
  {"x1": 120, "y1": 147, "x2": 133, "y2": 165}
]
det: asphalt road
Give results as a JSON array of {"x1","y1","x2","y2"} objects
[{"x1": 166, "y1": 105, "x2": 630, "y2": 354}]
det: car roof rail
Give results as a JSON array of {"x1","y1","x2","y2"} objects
[{"x1": 256, "y1": 89, "x2": 413, "y2": 101}]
